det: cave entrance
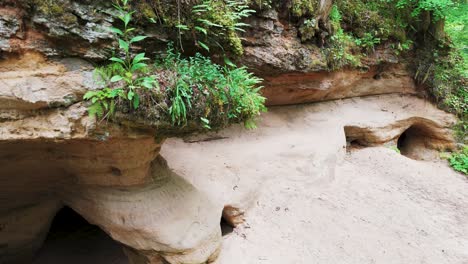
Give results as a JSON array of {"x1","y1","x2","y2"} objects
[
  {"x1": 220, "y1": 217, "x2": 234, "y2": 236},
  {"x1": 344, "y1": 126, "x2": 367, "y2": 151},
  {"x1": 220, "y1": 205, "x2": 244, "y2": 236},
  {"x1": 33, "y1": 207, "x2": 128, "y2": 264},
  {"x1": 396, "y1": 125, "x2": 439, "y2": 160}
]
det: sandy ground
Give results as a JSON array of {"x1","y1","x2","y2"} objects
[
  {"x1": 162, "y1": 95, "x2": 468, "y2": 264},
  {"x1": 33, "y1": 94, "x2": 468, "y2": 263}
]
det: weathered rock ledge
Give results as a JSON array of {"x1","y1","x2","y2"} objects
[{"x1": 0, "y1": 53, "x2": 223, "y2": 264}]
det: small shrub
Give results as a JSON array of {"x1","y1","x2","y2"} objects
[
  {"x1": 84, "y1": 0, "x2": 156, "y2": 119},
  {"x1": 354, "y1": 33, "x2": 381, "y2": 53},
  {"x1": 299, "y1": 18, "x2": 317, "y2": 42},
  {"x1": 156, "y1": 47, "x2": 266, "y2": 128},
  {"x1": 448, "y1": 146, "x2": 468, "y2": 175},
  {"x1": 324, "y1": 5, "x2": 361, "y2": 70},
  {"x1": 453, "y1": 120, "x2": 467, "y2": 144}
]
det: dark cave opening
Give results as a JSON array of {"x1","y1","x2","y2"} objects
[
  {"x1": 396, "y1": 125, "x2": 441, "y2": 160},
  {"x1": 33, "y1": 207, "x2": 128, "y2": 264},
  {"x1": 344, "y1": 126, "x2": 369, "y2": 151},
  {"x1": 220, "y1": 217, "x2": 234, "y2": 236},
  {"x1": 397, "y1": 130, "x2": 408, "y2": 151}
]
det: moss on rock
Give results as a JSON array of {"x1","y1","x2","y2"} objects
[
  {"x1": 290, "y1": 0, "x2": 317, "y2": 17},
  {"x1": 32, "y1": 0, "x2": 67, "y2": 16}
]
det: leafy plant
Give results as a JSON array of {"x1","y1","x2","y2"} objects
[
  {"x1": 448, "y1": 146, "x2": 468, "y2": 174},
  {"x1": 83, "y1": 1, "x2": 266, "y2": 131},
  {"x1": 397, "y1": 0, "x2": 454, "y2": 20},
  {"x1": 330, "y1": 4, "x2": 342, "y2": 23},
  {"x1": 157, "y1": 46, "x2": 266, "y2": 128},
  {"x1": 355, "y1": 33, "x2": 381, "y2": 53},
  {"x1": 175, "y1": 0, "x2": 255, "y2": 55},
  {"x1": 299, "y1": 18, "x2": 317, "y2": 42},
  {"x1": 324, "y1": 5, "x2": 361, "y2": 70},
  {"x1": 84, "y1": 0, "x2": 157, "y2": 120}
]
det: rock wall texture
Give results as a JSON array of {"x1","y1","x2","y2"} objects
[
  {"x1": 0, "y1": 0, "x2": 417, "y2": 106},
  {"x1": 0, "y1": 1, "x2": 456, "y2": 264}
]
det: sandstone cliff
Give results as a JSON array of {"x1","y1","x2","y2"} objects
[{"x1": 0, "y1": 1, "x2": 464, "y2": 264}]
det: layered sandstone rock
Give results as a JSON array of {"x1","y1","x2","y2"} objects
[
  {"x1": 262, "y1": 63, "x2": 416, "y2": 105},
  {"x1": 0, "y1": 0, "x2": 418, "y2": 109},
  {"x1": 0, "y1": 54, "x2": 222, "y2": 264}
]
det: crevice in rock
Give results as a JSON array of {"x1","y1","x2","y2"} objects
[
  {"x1": 33, "y1": 206, "x2": 127, "y2": 264},
  {"x1": 221, "y1": 205, "x2": 245, "y2": 236}
]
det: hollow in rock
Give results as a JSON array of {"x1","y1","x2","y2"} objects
[{"x1": 33, "y1": 207, "x2": 128, "y2": 264}]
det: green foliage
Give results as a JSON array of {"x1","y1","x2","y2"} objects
[
  {"x1": 407, "y1": 2, "x2": 466, "y2": 124},
  {"x1": 330, "y1": 4, "x2": 342, "y2": 23},
  {"x1": 389, "y1": 146, "x2": 401, "y2": 154},
  {"x1": 84, "y1": 0, "x2": 266, "y2": 131},
  {"x1": 299, "y1": 18, "x2": 317, "y2": 42},
  {"x1": 390, "y1": 39, "x2": 414, "y2": 55},
  {"x1": 84, "y1": 0, "x2": 156, "y2": 120},
  {"x1": 290, "y1": 0, "x2": 317, "y2": 17},
  {"x1": 397, "y1": 0, "x2": 454, "y2": 20},
  {"x1": 448, "y1": 146, "x2": 468, "y2": 174},
  {"x1": 161, "y1": 0, "x2": 255, "y2": 56},
  {"x1": 32, "y1": 0, "x2": 66, "y2": 16},
  {"x1": 334, "y1": 0, "x2": 408, "y2": 43},
  {"x1": 420, "y1": 48, "x2": 467, "y2": 118},
  {"x1": 445, "y1": 2, "x2": 468, "y2": 77},
  {"x1": 324, "y1": 5, "x2": 361, "y2": 70},
  {"x1": 157, "y1": 46, "x2": 267, "y2": 128},
  {"x1": 354, "y1": 33, "x2": 381, "y2": 53},
  {"x1": 453, "y1": 120, "x2": 467, "y2": 144}
]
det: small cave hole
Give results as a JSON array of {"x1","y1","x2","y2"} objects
[
  {"x1": 220, "y1": 217, "x2": 234, "y2": 237},
  {"x1": 220, "y1": 205, "x2": 244, "y2": 237},
  {"x1": 397, "y1": 130, "x2": 408, "y2": 150},
  {"x1": 349, "y1": 139, "x2": 365, "y2": 148},
  {"x1": 110, "y1": 166, "x2": 122, "y2": 176},
  {"x1": 396, "y1": 125, "x2": 440, "y2": 160},
  {"x1": 33, "y1": 207, "x2": 128, "y2": 264},
  {"x1": 344, "y1": 126, "x2": 370, "y2": 152}
]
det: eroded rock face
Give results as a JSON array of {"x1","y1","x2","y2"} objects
[
  {"x1": 262, "y1": 63, "x2": 416, "y2": 105},
  {"x1": 0, "y1": 54, "x2": 222, "y2": 264},
  {"x1": 1, "y1": 51, "x2": 223, "y2": 263},
  {"x1": 0, "y1": 136, "x2": 222, "y2": 264},
  {"x1": 0, "y1": 1, "x2": 415, "y2": 108}
]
